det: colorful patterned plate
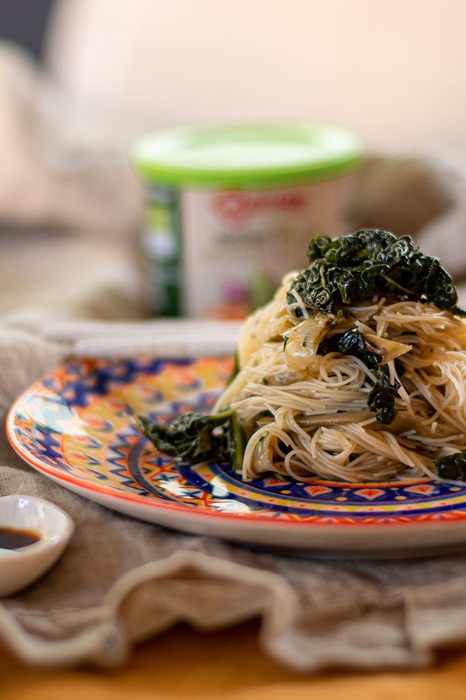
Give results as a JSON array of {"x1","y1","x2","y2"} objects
[{"x1": 7, "y1": 356, "x2": 466, "y2": 558}]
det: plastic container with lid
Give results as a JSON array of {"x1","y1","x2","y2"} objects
[{"x1": 131, "y1": 123, "x2": 363, "y2": 318}]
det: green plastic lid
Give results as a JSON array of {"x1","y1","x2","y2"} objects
[{"x1": 131, "y1": 123, "x2": 363, "y2": 189}]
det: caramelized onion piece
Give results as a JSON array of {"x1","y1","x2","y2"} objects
[
  {"x1": 263, "y1": 369, "x2": 307, "y2": 386},
  {"x1": 251, "y1": 433, "x2": 276, "y2": 473},
  {"x1": 363, "y1": 333, "x2": 412, "y2": 364},
  {"x1": 283, "y1": 313, "x2": 334, "y2": 370}
]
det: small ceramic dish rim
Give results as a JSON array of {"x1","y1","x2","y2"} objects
[{"x1": 0, "y1": 494, "x2": 75, "y2": 596}]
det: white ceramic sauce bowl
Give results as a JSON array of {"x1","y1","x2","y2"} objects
[{"x1": 0, "y1": 495, "x2": 75, "y2": 597}]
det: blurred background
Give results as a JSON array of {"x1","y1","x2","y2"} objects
[
  {"x1": 1, "y1": 0, "x2": 466, "y2": 320},
  {"x1": 7, "y1": 0, "x2": 464, "y2": 158}
]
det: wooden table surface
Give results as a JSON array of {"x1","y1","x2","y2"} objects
[{"x1": 2, "y1": 620, "x2": 466, "y2": 700}]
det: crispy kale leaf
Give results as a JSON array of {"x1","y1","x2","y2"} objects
[
  {"x1": 138, "y1": 409, "x2": 245, "y2": 468},
  {"x1": 288, "y1": 229, "x2": 465, "y2": 317},
  {"x1": 367, "y1": 367, "x2": 400, "y2": 425},
  {"x1": 434, "y1": 452, "x2": 466, "y2": 481},
  {"x1": 137, "y1": 355, "x2": 246, "y2": 468},
  {"x1": 138, "y1": 410, "x2": 231, "y2": 462},
  {"x1": 318, "y1": 328, "x2": 379, "y2": 368},
  {"x1": 318, "y1": 329, "x2": 400, "y2": 424}
]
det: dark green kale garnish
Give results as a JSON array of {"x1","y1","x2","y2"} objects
[
  {"x1": 138, "y1": 408, "x2": 245, "y2": 469},
  {"x1": 318, "y1": 328, "x2": 379, "y2": 368},
  {"x1": 434, "y1": 452, "x2": 466, "y2": 481},
  {"x1": 318, "y1": 329, "x2": 400, "y2": 424},
  {"x1": 288, "y1": 229, "x2": 465, "y2": 317},
  {"x1": 367, "y1": 367, "x2": 400, "y2": 425},
  {"x1": 297, "y1": 230, "x2": 465, "y2": 423},
  {"x1": 138, "y1": 411, "x2": 229, "y2": 462}
]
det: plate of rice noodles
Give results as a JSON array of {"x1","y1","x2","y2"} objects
[{"x1": 9, "y1": 230, "x2": 466, "y2": 558}]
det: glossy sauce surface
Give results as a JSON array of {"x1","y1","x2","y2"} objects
[{"x1": 0, "y1": 526, "x2": 41, "y2": 549}]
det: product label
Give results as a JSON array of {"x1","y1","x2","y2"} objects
[
  {"x1": 181, "y1": 178, "x2": 353, "y2": 318},
  {"x1": 141, "y1": 177, "x2": 355, "y2": 318}
]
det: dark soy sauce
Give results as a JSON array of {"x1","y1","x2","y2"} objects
[{"x1": 0, "y1": 526, "x2": 41, "y2": 550}]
